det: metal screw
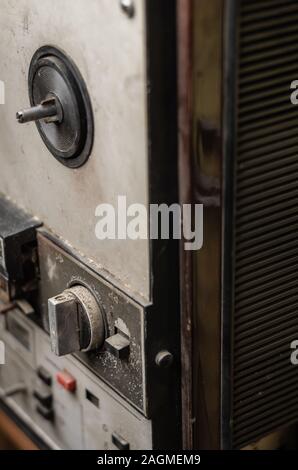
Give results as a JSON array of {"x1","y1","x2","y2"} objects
[
  {"x1": 120, "y1": 0, "x2": 135, "y2": 18},
  {"x1": 155, "y1": 350, "x2": 174, "y2": 368}
]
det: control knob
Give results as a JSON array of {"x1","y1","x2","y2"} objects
[{"x1": 48, "y1": 285, "x2": 105, "y2": 357}]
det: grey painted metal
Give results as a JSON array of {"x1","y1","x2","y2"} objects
[
  {"x1": 0, "y1": 306, "x2": 152, "y2": 450},
  {"x1": 0, "y1": 0, "x2": 150, "y2": 300}
]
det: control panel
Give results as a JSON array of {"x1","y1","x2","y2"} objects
[
  {"x1": 0, "y1": 196, "x2": 179, "y2": 448},
  {"x1": 0, "y1": 306, "x2": 152, "y2": 449},
  {"x1": 38, "y1": 232, "x2": 148, "y2": 414}
]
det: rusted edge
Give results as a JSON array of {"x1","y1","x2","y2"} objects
[{"x1": 177, "y1": 0, "x2": 194, "y2": 450}]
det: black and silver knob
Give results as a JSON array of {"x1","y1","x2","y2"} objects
[
  {"x1": 16, "y1": 46, "x2": 93, "y2": 168},
  {"x1": 48, "y1": 285, "x2": 105, "y2": 357}
]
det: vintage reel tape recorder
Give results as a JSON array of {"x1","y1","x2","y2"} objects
[{"x1": 0, "y1": 1, "x2": 180, "y2": 449}]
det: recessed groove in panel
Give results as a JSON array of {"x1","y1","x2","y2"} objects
[
  {"x1": 235, "y1": 323, "x2": 298, "y2": 355},
  {"x1": 234, "y1": 362, "x2": 297, "y2": 394},
  {"x1": 240, "y1": 16, "x2": 298, "y2": 36},
  {"x1": 241, "y1": 1, "x2": 294, "y2": 15},
  {"x1": 237, "y1": 145, "x2": 298, "y2": 167},
  {"x1": 232, "y1": 0, "x2": 298, "y2": 448},
  {"x1": 238, "y1": 169, "x2": 298, "y2": 186},
  {"x1": 236, "y1": 213, "x2": 298, "y2": 234},
  {"x1": 239, "y1": 63, "x2": 298, "y2": 86},
  {"x1": 236, "y1": 247, "x2": 298, "y2": 275},
  {"x1": 234, "y1": 383, "x2": 298, "y2": 417},
  {"x1": 238, "y1": 128, "x2": 298, "y2": 152},
  {"x1": 243, "y1": 29, "x2": 298, "y2": 45},
  {"x1": 235, "y1": 269, "x2": 297, "y2": 299},
  {"x1": 236, "y1": 217, "x2": 298, "y2": 242},
  {"x1": 234, "y1": 409, "x2": 298, "y2": 441},
  {"x1": 239, "y1": 123, "x2": 298, "y2": 144},
  {"x1": 239, "y1": 94, "x2": 290, "y2": 117},
  {"x1": 241, "y1": 34, "x2": 298, "y2": 57},
  {"x1": 236, "y1": 198, "x2": 298, "y2": 223},
  {"x1": 239, "y1": 54, "x2": 298, "y2": 78},
  {"x1": 239, "y1": 103, "x2": 294, "y2": 127},
  {"x1": 241, "y1": 4, "x2": 298, "y2": 22},
  {"x1": 234, "y1": 306, "x2": 298, "y2": 330},
  {"x1": 234, "y1": 367, "x2": 298, "y2": 395},
  {"x1": 235, "y1": 257, "x2": 298, "y2": 286},
  {"x1": 235, "y1": 230, "x2": 298, "y2": 257},
  {"x1": 234, "y1": 387, "x2": 298, "y2": 420},
  {"x1": 234, "y1": 339, "x2": 297, "y2": 372},
  {"x1": 235, "y1": 299, "x2": 298, "y2": 329},
  {"x1": 235, "y1": 351, "x2": 292, "y2": 381},
  {"x1": 240, "y1": 76, "x2": 298, "y2": 98},
  {"x1": 237, "y1": 158, "x2": 298, "y2": 181},
  {"x1": 235, "y1": 184, "x2": 298, "y2": 210},
  {"x1": 240, "y1": 42, "x2": 298, "y2": 67},
  {"x1": 234, "y1": 294, "x2": 298, "y2": 320},
  {"x1": 238, "y1": 110, "x2": 298, "y2": 133},
  {"x1": 237, "y1": 195, "x2": 298, "y2": 219},
  {"x1": 235, "y1": 310, "x2": 298, "y2": 343},
  {"x1": 235, "y1": 280, "x2": 296, "y2": 314}
]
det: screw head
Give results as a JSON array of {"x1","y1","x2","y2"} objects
[
  {"x1": 155, "y1": 350, "x2": 174, "y2": 368},
  {"x1": 120, "y1": 0, "x2": 135, "y2": 18}
]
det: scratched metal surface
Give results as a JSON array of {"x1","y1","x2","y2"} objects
[{"x1": 0, "y1": 0, "x2": 150, "y2": 300}]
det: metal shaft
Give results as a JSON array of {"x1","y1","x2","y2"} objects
[{"x1": 16, "y1": 97, "x2": 59, "y2": 124}]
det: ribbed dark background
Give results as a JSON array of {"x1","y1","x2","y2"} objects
[{"x1": 233, "y1": 0, "x2": 298, "y2": 448}]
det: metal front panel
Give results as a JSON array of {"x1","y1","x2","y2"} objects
[
  {"x1": 37, "y1": 231, "x2": 147, "y2": 414},
  {"x1": 0, "y1": 0, "x2": 181, "y2": 450},
  {"x1": 0, "y1": 0, "x2": 150, "y2": 299}
]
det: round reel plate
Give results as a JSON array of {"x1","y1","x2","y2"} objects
[{"x1": 29, "y1": 46, "x2": 94, "y2": 168}]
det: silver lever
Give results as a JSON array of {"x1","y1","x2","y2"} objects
[{"x1": 16, "y1": 96, "x2": 63, "y2": 124}]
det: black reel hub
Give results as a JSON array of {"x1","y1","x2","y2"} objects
[{"x1": 17, "y1": 46, "x2": 94, "y2": 168}]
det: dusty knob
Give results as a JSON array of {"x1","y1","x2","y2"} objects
[
  {"x1": 48, "y1": 285, "x2": 105, "y2": 357},
  {"x1": 15, "y1": 46, "x2": 93, "y2": 168}
]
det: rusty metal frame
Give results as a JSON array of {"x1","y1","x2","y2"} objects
[{"x1": 177, "y1": 0, "x2": 194, "y2": 450}]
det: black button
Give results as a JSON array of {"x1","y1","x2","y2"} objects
[
  {"x1": 33, "y1": 389, "x2": 52, "y2": 408},
  {"x1": 37, "y1": 366, "x2": 52, "y2": 386},
  {"x1": 36, "y1": 403, "x2": 54, "y2": 421},
  {"x1": 112, "y1": 432, "x2": 130, "y2": 450}
]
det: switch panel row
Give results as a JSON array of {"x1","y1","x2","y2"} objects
[{"x1": 0, "y1": 309, "x2": 152, "y2": 450}]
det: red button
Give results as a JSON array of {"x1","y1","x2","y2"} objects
[{"x1": 56, "y1": 370, "x2": 76, "y2": 392}]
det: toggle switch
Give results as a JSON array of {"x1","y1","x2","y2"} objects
[
  {"x1": 36, "y1": 403, "x2": 54, "y2": 421},
  {"x1": 56, "y1": 370, "x2": 76, "y2": 393},
  {"x1": 112, "y1": 432, "x2": 130, "y2": 450},
  {"x1": 104, "y1": 333, "x2": 130, "y2": 360},
  {"x1": 33, "y1": 388, "x2": 53, "y2": 408},
  {"x1": 37, "y1": 366, "x2": 52, "y2": 387}
]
